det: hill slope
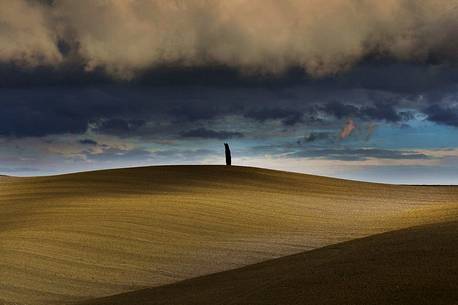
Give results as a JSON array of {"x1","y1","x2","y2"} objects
[
  {"x1": 1, "y1": 166, "x2": 457, "y2": 305},
  {"x1": 82, "y1": 221, "x2": 458, "y2": 305}
]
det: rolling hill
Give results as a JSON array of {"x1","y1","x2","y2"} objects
[
  {"x1": 81, "y1": 221, "x2": 458, "y2": 305},
  {"x1": 1, "y1": 165, "x2": 457, "y2": 305}
]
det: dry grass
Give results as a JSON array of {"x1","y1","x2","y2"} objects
[{"x1": 1, "y1": 165, "x2": 457, "y2": 305}]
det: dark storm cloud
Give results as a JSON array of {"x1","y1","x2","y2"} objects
[
  {"x1": 335, "y1": 61, "x2": 458, "y2": 94},
  {"x1": 0, "y1": 64, "x2": 456, "y2": 139},
  {"x1": 244, "y1": 108, "x2": 304, "y2": 126},
  {"x1": 0, "y1": 87, "x2": 162, "y2": 137},
  {"x1": 323, "y1": 101, "x2": 410, "y2": 123},
  {"x1": 360, "y1": 103, "x2": 402, "y2": 122},
  {"x1": 169, "y1": 104, "x2": 224, "y2": 123},
  {"x1": 424, "y1": 104, "x2": 458, "y2": 127},
  {"x1": 0, "y1": 99, "x2": 88, "y2": 137},
  {"x1": 301, "y1": 132, "x2": 334, "y2": 143},
  {"x1": 0, "y1": 89, "x2": 111, "y2": 137},
  {"x1": 180, "y1": 128, "x2": 243, "y2": 140},
  {"x1": 0, "y1": 85, "x2": 307, "y2": 138},
  {"x1": 1, "y1": 62, "x2": 457, "y2": 95},
  {"x1": 323, "y1": 102, "x2": 359, "y2": 119},
  {"x1": 79, "y1": 139, "x2": 97, "y2": 145},
  {"x1": 95, "y1": 119, "x2": 146, "y2": 135}
]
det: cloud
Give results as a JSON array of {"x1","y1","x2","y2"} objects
[
  {"x1": 180, "y1": 128, "x2": 243, "y2": 140},
  {"x1": 0, "y1": 1, "x2": 61, "y2": 66},
  {"x1": 323, "y1": 101, "x2": 410, "y2": 123},
  {"x1": 365, "y1": 122, "x2": 377, "y2": 141},
  {"x1": 424, "y1": 104, "x2": 458, "y2": 127},
  {"x1": 0, "y1": 99, "x2": 88, "y2": 137},
  {"x1": 0, "y1": 167, "x2": 40, "y2": 173},
  {"x1": 149, "y1": 148, "x2": 216, "y2": 162},
  {"x1": 340, "y1": 119, "x2": 357, "y2": 139},
  {"x1": 288, "y1": 148, "x2": 431, "y2": 161},
  {"x1": 301, "y1": 132, "x2": 334, "y2": 143},
  {"x1": 0, "y1": 82, "x2": 453, "y2": 140},
  {"x1": 1, "y1": 0, "x2": 456, "y2": 78},
  {"x1": 250, "y1": 142, "x2": 432, "y2": 161},
  {"x1": 324, "y1": 102, "x2": 359, "y2": 119},
  {"x1": 85, "y1": 146, "x2": 152, "y2": 162},
  {"x1": 360, "y1": 103, "x2": 401, "y2": 122},
  {"x1": 79, "y1": 139, "x2": 97, "y2": 145},
  {"x1": 94, "y1": 118, "x2": 146, "y2": 135},
  {"x1": 169, "y1": 104, "x2": 224, "y2": 123},
  {"x1": 244, "y1": 108, "x2": 303, "y2": 126}
]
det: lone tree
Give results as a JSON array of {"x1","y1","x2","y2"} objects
[{"x1": 224, "y1": 143, "x2": 231, "y2": 166}]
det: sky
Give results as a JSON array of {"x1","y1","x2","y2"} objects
[{"x1": 0, "y1": 0, "x2": 457, "y2": 184}]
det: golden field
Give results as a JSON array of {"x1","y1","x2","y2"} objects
[
  {"x1": 0, "y1": 165, "x2": 457, "y2": 305},
  {"x1": 83, "y1": 221, "x2": 458, "y2": 305}
]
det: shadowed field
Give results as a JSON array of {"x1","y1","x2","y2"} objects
[
  {"x1": 1, "y1": 166, "x2": 457, "y2": 305},
  {"x1": 82, "y1": 221, "x2": 458, "y2": 305}
]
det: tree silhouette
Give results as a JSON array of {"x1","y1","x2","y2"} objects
[{"x1": 224, "y1": 143, "x2": 231, "y2": 166}]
